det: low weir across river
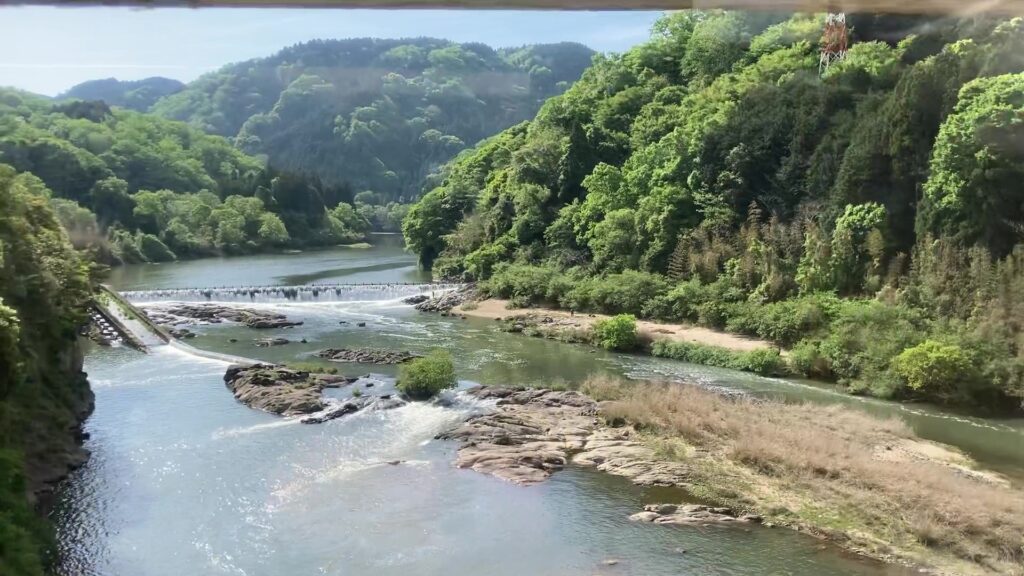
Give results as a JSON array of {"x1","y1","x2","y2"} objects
[{"x1": 120, "y1": 282, "x2": 464, "y2": 303}]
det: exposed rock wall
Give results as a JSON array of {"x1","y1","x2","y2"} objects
[{"x1": 439, "y1": 387, "x2": 691, "y2": 486}]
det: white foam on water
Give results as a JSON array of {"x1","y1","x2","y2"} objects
[
  {"x1": 212, "y1": 417, "x2": 302, "y2": 440},
  {"x1": 267, "y1": 396, "x2": 486, "y2": 509}
]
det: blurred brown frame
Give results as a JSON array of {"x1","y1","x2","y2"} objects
[{"x1": 1, "y1": 0, "x2": 1022, "y2": 15}]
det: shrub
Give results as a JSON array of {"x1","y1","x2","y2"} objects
[
  {"x1": 789, "y1": 339, "x2": 830, "y2": 378},
  {"x1": 724, "y1": 293, "x2": 839, "y2": 347},
  {"x1": 593, "y1": 314, "x2": 639, "y2": 351},
  {"x1": 136, "y1": 233, "x2": 176, "y2": 262},
  {"x1": 817, "y1": 300, "x2": 925, "y2": 386},
  {"x1": 597, "y1": 271, "x2": 669, "y2": 315},
  {"x1": 397, "y1": 349, "x2": 457, "y2": 400},
  {"x1": 464, "y1": 242, "x2": 509, "y2": 280},
  {"x1": 892, "y1": 340, "x2": 974, "y2": 399},
  {"x1": 653, "y1": 339, "x2": 734, "y2": 368},
  {"x1": 483, "y1": 263, "x2": 568, "y2": 307},
  {"x1": 110, "y1": 228, "x2": 146, "y2": 263},
  {"x1": 642, "y1": 278, "x2": 712, "y2": 321},
  {"x1": 431, "y1": 254, "x2": 466, "y2": 281},
  {"x1": 651, "y1": 340, "x2": 787, "y2": 376},
  {"x1": 740, "y1": 348, "x2": 786, "y2": 376}
]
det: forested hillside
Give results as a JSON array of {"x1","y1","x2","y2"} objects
[
  {"x1": 404, "y1": 12, "x2": 1024, "y2": 410},
  {"x1": 60, "y1": 77, "x2": 185, "y2": 112},
  {"x1": 0, "y1": 88, "x2": 370, "y2": 263},
  {"x1": 0, "y1": 164, "x2": 93, "y2": 576},
  {"x1": 149, "y1": 38, "x2": 594, "y2": 201}
]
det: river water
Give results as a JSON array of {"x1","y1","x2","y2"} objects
[{"x1": 54, "y1": 235, "x2": 1022, "y2": 575}]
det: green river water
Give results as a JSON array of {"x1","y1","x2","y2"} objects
[{"x1": 53, "y1": 234, "x2": 1023, "y2": 576}]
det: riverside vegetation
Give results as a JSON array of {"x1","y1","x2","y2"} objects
[
  {"x1": 0, "y1": 166, "x2": 93, "y2": 576},
  {"x1": 1, "y1": 39, "x2": 594, "y2": 265},
  {"x1": 0, "y1": 36, "x2": 594, "y2": 575},
  {"x1": 404, "y1": 12, "x2": 1024, "y2": 412},
  {"x1": 0, "y1": 89, "x2": 371, "y2": 264}
]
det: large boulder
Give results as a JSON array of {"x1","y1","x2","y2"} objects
[
  {"x1": 414, "y1": 285, "x2": 476, "y2": 313},
  {"x1": 223, "y1": 364, "x2": 325, "y2": 416}
]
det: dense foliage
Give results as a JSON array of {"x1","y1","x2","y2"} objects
[
  {"x1": 396, "y1": 349, "x2": 457, "y2": 399},
  {"x1": 0, "y1": 88, "x2": 369, "y2": 263},
  {"x1": 60, "y1": 77, "x2": 185, "y2": 112},
  {"x1": 149, "y1": 39, "x2": 594, "y2": 202},
  {"x1": 0, "y1": 164, "x2": 92, "y2": 575},
  {"x1": 592, "y1": 314, "x2": 639, "y2": 351},
  {"x1": 405, "y1": 12, "x2": 1024, "y2": 410}
]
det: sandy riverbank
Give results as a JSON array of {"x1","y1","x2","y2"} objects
[{"x1": 454, "y1": 298, "x2": 774, "y2": 353}]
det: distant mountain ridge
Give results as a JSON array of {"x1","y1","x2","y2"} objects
[
  {"x1": 60, "y1": 77, "x2": 185, "y2": 111},
  {"x1": 138, "y1": 38, "x2": 595, "y2": 201}
]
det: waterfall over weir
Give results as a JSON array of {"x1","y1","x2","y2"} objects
[{"x1": 120, "y1": 282, "x2": 464, "y2": 303}]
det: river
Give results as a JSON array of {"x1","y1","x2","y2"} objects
[{"x1": 53, "y1": 235, "x2": 1022, "y2": 575}]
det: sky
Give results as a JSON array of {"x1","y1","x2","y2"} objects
[{"x1": 0, "y1": 7, "x2": 662, "y2": 95}]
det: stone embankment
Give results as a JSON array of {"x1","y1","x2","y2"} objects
[{"x1": 438, "y1": 387, "x2": 691, "y2": 486}]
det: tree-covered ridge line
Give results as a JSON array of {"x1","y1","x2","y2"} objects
[
  {"x1": 404, "y1": 12, "x2": 1024, "y2": 411},
  {"x1": 0, "y1": 164, "x2": 94, "y2": 576},
  {"x1": 0, "y1": 88, "x2": 379, "y2": 264},
  {"x1": 60, "y1": 77, "x2": 185, "y2": 112},
  {"x1": 147, "y1": 38, "x2": 595, "y2": 202}
]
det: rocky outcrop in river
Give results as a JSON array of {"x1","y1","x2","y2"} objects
[
  {"x1": 223, "y1": 364, "x2": 353, "y2": 416},
  {"x1": 300, "y1": 395, "x2": 407, "y2": 424},
  {"x1": 222, "y1": 364, "x2": 406, "y2": 425},
  {"x1": 630, "y1": 504, "x2": 762, "y2": 525},
  {"x1": 316, "y1": 348, "x2": 420, "y2": 364},
  {"x1": 413, "y1": 285, "x2": 476, "y2": 312},
  {"x1": 439, "y1": 387, "x2": 692, "y2": 486},
  {"x1": 143, "y1": 303, "x2": 303, "y2": 330}
]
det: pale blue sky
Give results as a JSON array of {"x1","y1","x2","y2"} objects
[{"x1": 0, "y1": 7, "x2": 662, "y2": 95}]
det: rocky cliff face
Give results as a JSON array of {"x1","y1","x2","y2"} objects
[{"x1": 25, "y1": 339, "x2": 95, "y2": 511}]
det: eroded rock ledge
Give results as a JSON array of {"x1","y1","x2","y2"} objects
[
  {"x1": 224, "y1": 364, "x2": 334, "y2": 415},
  {"x1": 316, "y1": 347, "x2": 421, "y2": 364},
  {"x1": 438, "y1": 386, "x2": 691, "y2": 486},
  {"x1": 630, "y1": 503, "x2": 762, "y2": 525},
  {"x1": 144, "y1": 303, "x2": 303, "y2": 329},
  {"x1": 222, "y1": 364, "x2": 407, "y2": 426}
]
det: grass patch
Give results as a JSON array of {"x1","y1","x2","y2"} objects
[
  {"x1": 284, "y1": 361, "x2": 338, "y2": 374},
  {"x1": 583, "y1": 375, "x2": 1024, "y2": 574},
  {"x1": 651, "y1": 339, "x2": 786, "y2": 376},
  {"x1": 397, "y1": 349, "x2": 457, "y2": 400}
]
